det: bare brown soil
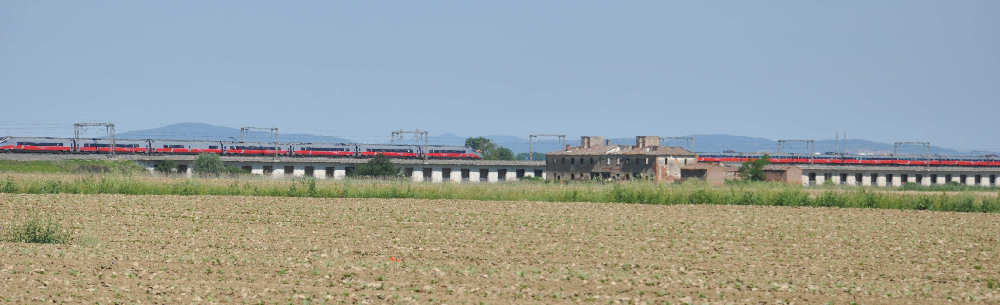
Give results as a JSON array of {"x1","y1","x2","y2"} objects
[{"x1": 2, "y1": 194, "x2": 999, "y2": 304}]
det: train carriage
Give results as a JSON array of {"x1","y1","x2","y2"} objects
[
  {"x1": 358, "y1": 144, "x2": 419, "y2": 158},
  {"x1": 149, "y1": 139, "x2": 225, "y2": 154},
  {"x1": 0, "y1": 137, "x2": 75, "y2": 153},
  {"x1": 424, "y1": 145, "x2": 482, "y2": 159},
  {"x1": 77, "y1": 138, "x2": 150, "y2": 154},
  {"x1": 291, "y1": 143, "x2": 356, "y2": 157},
  {"x1": 223, "y1": 142, "x2": 288, "y2": 156}
]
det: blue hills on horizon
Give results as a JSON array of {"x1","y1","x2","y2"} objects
[{"x1": 116, "y1": 122, "x2": 994, "y2": 156}]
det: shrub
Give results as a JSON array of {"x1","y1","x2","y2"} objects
[
  {"x1": 2, "y1": 217, "x2": 72, "y2": 244},
  {"x1": 154, "y1": 160, "x2": 177, "y2": 174},
  {"x1": 353, "y1": 155, "x2": 399, "y2": 177},
  {"x1": 193, "y1": 154, "x2": 226, "y2": 177},
  {"x1": 738, "y1": 155, "x2": 770, "y2": 181}
]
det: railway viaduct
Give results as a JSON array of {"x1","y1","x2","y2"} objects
[
  {"x1": 797, "y1": 164, "x2": 1000, "y2": 187},
  {"x1": 0, "y1": 153, "x2": 546, "y2": 183}
]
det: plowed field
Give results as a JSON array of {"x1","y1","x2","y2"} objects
[{"x1": 2, "y1": 194, "x2": 999, "y2": 304}]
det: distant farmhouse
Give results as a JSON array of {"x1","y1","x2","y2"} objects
[{"x1": 546, "y1": 136, "x2": 801, "y2": 185}]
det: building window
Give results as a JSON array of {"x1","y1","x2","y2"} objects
[
  {"x1": 824, "y1": 173, "x2": 831, "y2": 182},
  {"x1": 991, "y1": 175, "x2": 997, "y2": 186},
  {"x1": 871, "y1": 173, "x2": 879, "y2": 185},
  {"x1": 534, "y1": 170, "x2": 543, "y2": 177},
  {"x1": 304, "y1": 166, "x2": 314, "y2": 177},
  {"x1": 263, "y1": 166, "x2": 273, "y2": 174},
  {"x1": 442, "y1": 168, "x2": 452, "y2": 181},
  {"x1": 498, "y1": 169, "x2": 507, "y2": 181},
  {"x1": 916, "y1": 174, "x2": 923, "y2": 184},
  {"x1": 808, "y1": 173, "x2": 816, "y2": 185},
  {"x1": 960, "y1": 175, "x2": 967, "y2": 184},
  {"x1": 284, "y1": 166, "x2": 294, "y2": 175},
  {"x1": 975, "y1": 175, "x2": 982, "y2": 185},
  {"x1": 516, "y1": 169, "x2": 524, "y2": 178},
  {"x1": 480, "y1": 169, "x2": 489, "y2": 181},
  {"x1": 945, "y1": 174, "x2": 953, "y2": 183},
  {"x1": 326, "y1": 167, "x2": 336, "y2": 177},
  {"x1": 461, "y1": 169, "x2": 470, "y2": 181},
  {"x1": 931, "y1": 174, "x2": 938, "y2": 184},
  {"x1": 840, "y1": 173, "x2": 847, "y2": 185},
  {"x1": 855, "y1": 173, "x2": 862, "y2": 184}
]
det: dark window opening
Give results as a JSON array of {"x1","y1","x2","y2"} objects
[
  {"x1": 871, "y1": 173, "x2": 879, "y2": 185},
  {"x1": 442, "y1": 168, "x2": 452, "y2": 181},
  {"x1": 263, "y1": 166, "x2": 273, "y2": 174},
  {"x1": 480, "y1": 169, "x2": 489, "y2": 181},
  {"x1": 325, "y1": 167, "x2": 335, "y2": 177},
  {"x1": 461, "y1": 169, "x2": 470, "y2": 181},
  {"x1": 404, "y1": 168, "x2": 413, "y2": 177},
  {"x1": 916, "y1": 174, "x2": 923, "y2": 184},
  {"x1": 975, "y1": 175, "x2": 982, "y2": 185},
  {"x1": 991, "y1": 175, "x2": 997, "y2": 185},
  {"x1": 345, "y1": 167, "x2": 355, "y2": 176},
  {"x1": 423, "y1": 168, "x2": 432, "y2": 179},
  {"x1": 855, "y1": 173, "x2": 862, "y2": 184},
  {"x1": 960, "y1": 175, "x2": 967, "y2": 184},
  {"x1": 534, "y1": 169, "x2": 543, "y2": 177},
  {"x1": 516, "y1": 169, "x2": 525, "y2": 178},
  {"x1": 304, "y1": 166, "x2": 314, "y2": 177},
  {"x1": 886, "y1": 174, "x2": 893, "y2": 184},
  {"x1": 498, "y1": 169, "x2": 507, "y2": 181},
  {"x1": 930, "y1": 174, "x2": 938, "y2": 184},
  {"x1": 284, "y1": 166, "x2": 294, "y2": 176},
  {"x1": 177, "y1": 164, "x2": 188, "y2": 173},
  {"x1": 840, "y1": 173, "x2": 847, "y2": 184},
  {"x1": 808, "y1": 173, "x2": 816, "y2": 185}
]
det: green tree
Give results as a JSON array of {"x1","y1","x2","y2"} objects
[
  {"x1": 485, "y1": 147, "x2": 515, "y2": 160},
  {"x1": 738, "y1": 154, "x2": 770, "y2": 181},
  {"x1": 193, "y1": 153, "x2": 226, "y2": 177},
  {"x1": 464, "y1": 137, "x2": 515, "y2": 161},
  {"x1": 353, "y1": 154, "x2": 399, "y2": 177},
  {"x1": 465, "y1": 137, "x2": 495, "y2": 153}
]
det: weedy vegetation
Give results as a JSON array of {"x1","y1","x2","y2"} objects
[
  {"x1": 1, "y1": 215, "x2": 72, "y2": 244},
  {"x1": 0, "y1": 173, "x2": 997, "y2": 213}
]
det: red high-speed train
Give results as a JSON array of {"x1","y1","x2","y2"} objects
[
  {"x1": 0, "y1": 136, "x2": 483, "y2": 160},
  {"x1": 697, "y1": 153, "x2": 1000, "y2": 167}
]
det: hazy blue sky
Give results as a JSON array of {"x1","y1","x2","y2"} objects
[{"x1": 1, "y1": 1, "x2": 997, "y2": 150}]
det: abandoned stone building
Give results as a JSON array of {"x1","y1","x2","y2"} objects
[{"x1": 545, "y1": 136, "x2": 697, "y2": 182}]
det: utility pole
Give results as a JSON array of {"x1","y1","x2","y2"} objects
[
  {"x1": 776, "y1": 139, "x2": 815, "y2": 162},
  {"x1": 893, "y1": 141, "x2": 931, "y2": 156},
  {"x1": 241, "y1": 127, "x2": 280, "y2": 159},
  {"x1": 528, "y1": 134, "x2": 566, "y2": 161},
  {"x1": 74, "y1": 122, "x2": 115, "y2": 157},
  {"x1": 391, "y1": 129, "x2": 429, "y2": 160}
]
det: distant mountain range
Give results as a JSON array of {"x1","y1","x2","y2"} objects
[{"x1": 117, "y1": 123, "x2": 995, "y2": 156}]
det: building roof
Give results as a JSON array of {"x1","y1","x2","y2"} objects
[{"x1": 547, "y1": 145, "x2": 694, "y2": 156}]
